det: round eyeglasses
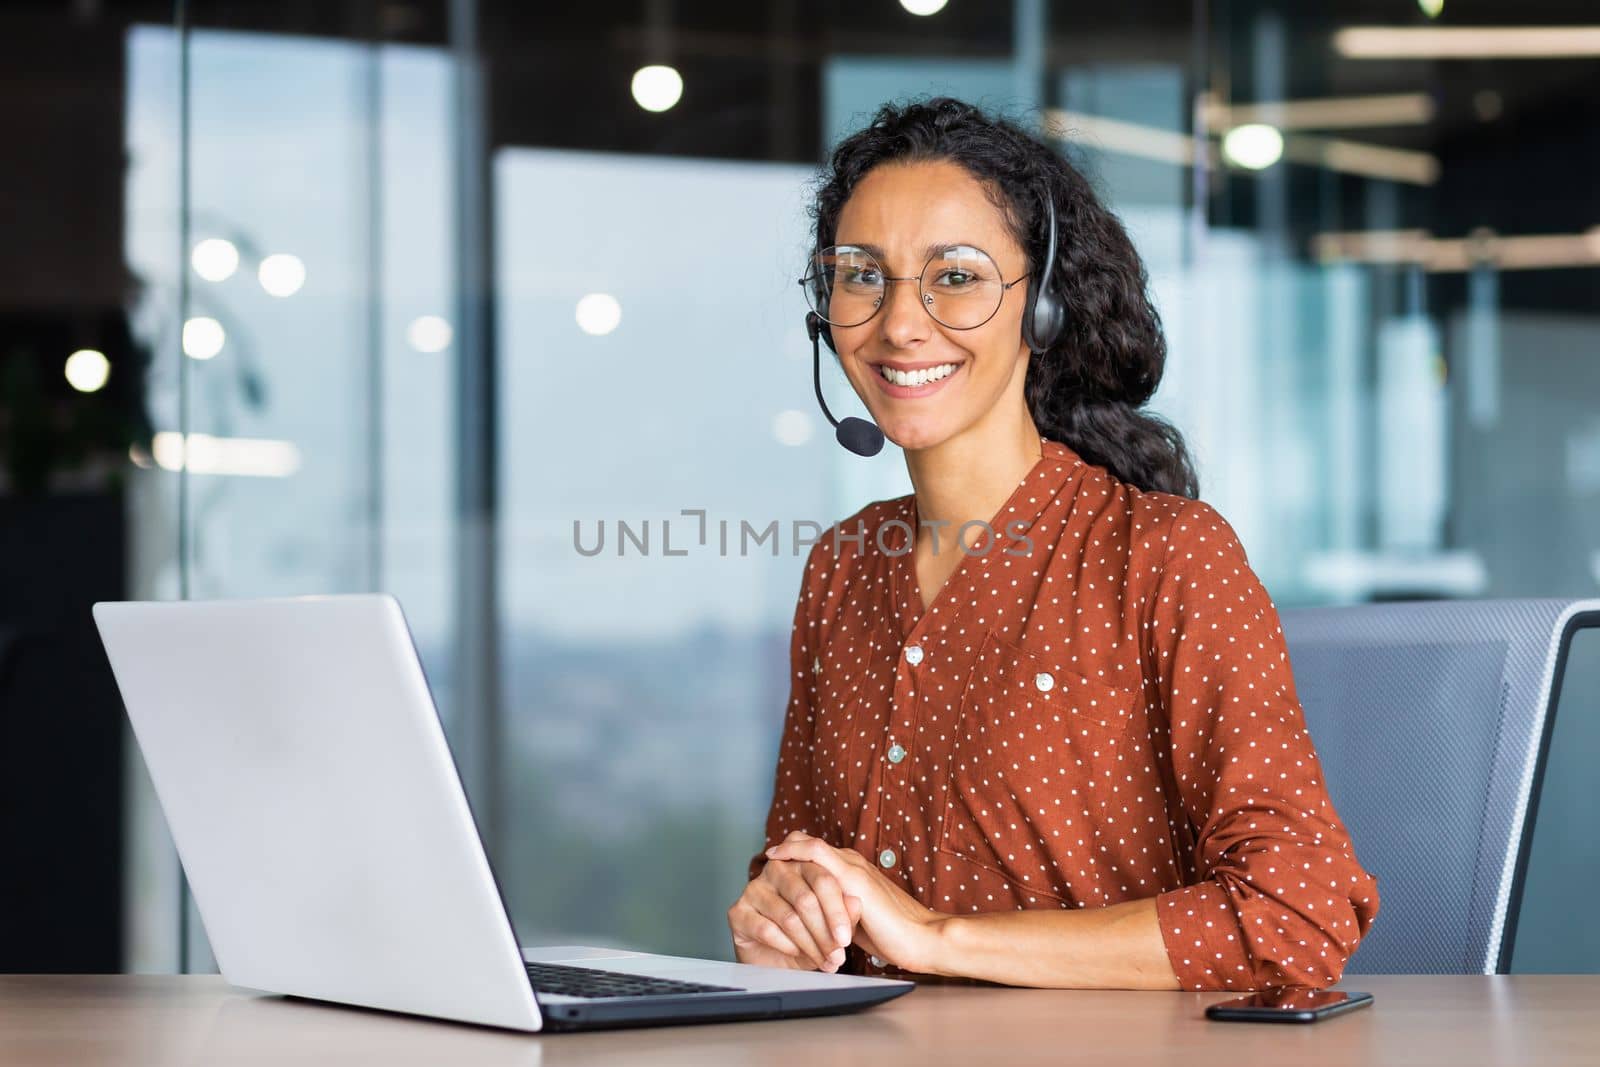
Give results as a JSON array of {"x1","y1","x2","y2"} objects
[{"x1": 799, "y1": 244, "x2": 1030, "y2": 331}]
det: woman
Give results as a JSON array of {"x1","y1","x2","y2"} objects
[{"x1": 726, "y1": 97, "x2": 1378, "y2": 991}]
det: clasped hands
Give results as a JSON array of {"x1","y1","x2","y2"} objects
[{"x1": 727, "y1": 830, "x2": 946, "y2": 974}]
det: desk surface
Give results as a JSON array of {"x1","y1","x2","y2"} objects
[{"x1": 2, "y1": 974, "x2": 1595, "y2": 1066}]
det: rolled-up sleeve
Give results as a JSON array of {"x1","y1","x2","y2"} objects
[{"x1": 1147, "y1": 500, "x2": 1379, "y2": 990}]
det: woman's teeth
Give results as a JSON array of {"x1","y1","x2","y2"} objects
[{"x1": 878, "y1": 363, "x2": 958, "y2": 388}]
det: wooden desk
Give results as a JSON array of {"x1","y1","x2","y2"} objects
[{"x1": 1, "y1": 974, "x2": 1594, "y2": 1066}]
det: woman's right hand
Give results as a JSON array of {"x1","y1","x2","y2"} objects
[{"x1": 728, "y1": 852, "x2": 863, "y2": 971}]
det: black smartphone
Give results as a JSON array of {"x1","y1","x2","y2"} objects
[{"x1": 1205, "y1": 988, "x2": 1373, "y2": 1023}]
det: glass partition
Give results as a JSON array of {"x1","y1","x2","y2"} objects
[{"x1": 100, "y1": 0, "x2": 1600, "y2": 970}]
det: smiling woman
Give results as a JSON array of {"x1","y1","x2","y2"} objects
[
  {"x1": 806, "y1": 98, "x2": 1194, "y2": 488},
  {"x1": 728, "y1": 98, "x2": 1381, "y2": 992}
]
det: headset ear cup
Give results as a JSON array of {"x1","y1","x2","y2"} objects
[
  {"x1": 1022, "y1": 276, "x2": 1066, "y2": 354},
  {"x1": 1029, "y1": 291, "x2": 1066, "y2": 353},
  {"x1": 1023, "y1": 192, "x2": 1066, "y2": 353}
]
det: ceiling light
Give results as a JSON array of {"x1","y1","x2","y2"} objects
[
  {"x1": 258, "y1": 253, "x2": 306, "y2": 297},
  {"x1": 1042, "y1": 110, "x2": 1200, "y2": 167},
  {"x1": 407, "y1": 315, "x2": 453, "y2": 353},
  {"x1": 631, "y1": 65, "x2": 683, "y2": 112},
  {"x1": 150, "y1": 432, "x2": 302, "y2": 478},
  {"x1": 1203, "y1": 92, "x2": 1434, "y2": 131},
  {"x1": 1044, "y1": 108, "x2": 1434, "y2": 185},
  {"x1": 1310, "y1": 226, "x2": 1600, "y2": 272},
  {"x1": 1281, "y1": 135, "x2": 1439, "y2": 186},
  {"x1": 191, "y1": 238, "x2": 239, "y2": 282},
  {"x1": 182, "y1": 317, "x2": 225, "y2": 360},
  {"x1": 1221, "y1": 124, "x2": 1284, "y2": 170},
  {"x1": 575, "y1": 293, "x2": 622, "y2": 336},
  {"x1": 64, "y1": 349, "x2": 110, "y2": 393},
  {"x1": 1335, "y1": 26, "x2": 1600, "y2": 59}
]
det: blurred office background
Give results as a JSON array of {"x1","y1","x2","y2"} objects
[{"x1": 1, "y1": 0, "x2": 1596, "y2": 975}]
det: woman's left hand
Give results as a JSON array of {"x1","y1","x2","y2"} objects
[{"x1": 764, "y1": 831, "x2": 946, "y2": 974}]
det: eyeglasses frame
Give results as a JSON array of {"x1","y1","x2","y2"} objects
[{"x1": 797, "y1": 244, "x2": 1032, "y2": 332}]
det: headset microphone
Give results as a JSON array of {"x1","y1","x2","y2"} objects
[{"x1": 808, "y1": 311, "x2": 886, "y2": 457}]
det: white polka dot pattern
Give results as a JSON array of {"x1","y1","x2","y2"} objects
[{"x1": 748, "y1": 439, "x2": 1380, "y2": 990}]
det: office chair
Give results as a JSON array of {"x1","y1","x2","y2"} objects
[{"x1": 1279, "y1": 597, "x2": 1600, "y2": 974}]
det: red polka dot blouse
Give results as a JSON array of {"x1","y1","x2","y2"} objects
[{"x1": 749, "y1": 437, "x2": 1380, "y2": 990}]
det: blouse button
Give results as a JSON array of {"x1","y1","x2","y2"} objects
[
  {"x1": 869, "y1": 955, "x2": 885, "y2": 968},
  {"x1": 886, "y1": 743, "x2": 907, "y2": 765},
  {"x1": 878, "y1": 848, "x2": 897, "y2": 869},
  {"x1": 904, "y1": 644, "x2": 924, "y2": 667},
  {"x1": 1034, "y1": 671, "x2": 1054, "y2": 693}
]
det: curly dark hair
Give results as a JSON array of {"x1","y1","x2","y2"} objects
[{"x1": 812, "y1": 96, "x2": 1200, "y2": 499}]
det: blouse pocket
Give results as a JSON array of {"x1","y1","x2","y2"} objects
[{"x1": 936, "y1": 630, "x2": 1140, "y2": 902}]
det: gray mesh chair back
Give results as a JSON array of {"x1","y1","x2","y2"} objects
[{"x1": 1279, "y1": 597, "x2": 1600, "y2": 975}]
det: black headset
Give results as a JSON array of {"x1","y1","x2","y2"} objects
[
  {"x1": 806, "y1": 188, "x2": 1066, "y2": 456},
  {"x1": 1020, "y1": 193, "x2": 1066, "y2": 354}
]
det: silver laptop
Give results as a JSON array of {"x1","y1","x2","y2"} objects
[{"x1": 92, "y1": 594, "x2": 912, "y2": 1032}]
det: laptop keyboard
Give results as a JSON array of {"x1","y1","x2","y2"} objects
[{"x1": 525, "y1": 961, "x2": 744, "y2": 999}]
